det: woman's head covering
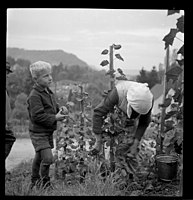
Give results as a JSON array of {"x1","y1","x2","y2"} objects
[{"x1": 126, "y1": 82, "x2": 153, "y2": 118}]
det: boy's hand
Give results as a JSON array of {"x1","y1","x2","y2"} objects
[
  {"x1": 60, "y1": 106, "x2": 69, "y2": 115},
  {"x1": 55, "y1": 110, "x2": 67, "y2": 121}
]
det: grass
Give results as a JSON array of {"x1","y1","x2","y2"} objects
[
  {"x1": 5, "y1": 159, "x2": 121, "y2": 196},
  {"x1": 5, "y1": 157, "x2": 181, "y2": 196},
  {"x1": 6, "y1": 126, "x2": 182, "y2": 196}
]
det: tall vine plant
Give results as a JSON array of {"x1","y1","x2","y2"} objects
[
  {"x1": 99, "y1": 44, "x2": 126, "y2": 172},
  {"x1": 157, "y1": 9, "x2": 184, "y2": 156},
  {"x1": 53, "y1": 84, "x2": 95, "y2": 183},
  {"x1": 153, "y1": 9, "x2": 183, "y2": 195}
]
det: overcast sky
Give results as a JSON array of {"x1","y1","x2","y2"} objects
[{"x1": 6, "y1": 8, "x2": 184, "y2": 73}]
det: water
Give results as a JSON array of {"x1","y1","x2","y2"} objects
[
  {"x1": 5, "y1": 138, "x2": 60, "y2": 171},
  {"x1": 6, "y1": 138, "x2": 35, "y2": 171}
]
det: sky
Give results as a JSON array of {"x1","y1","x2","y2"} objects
[{"x1": 6, "y1": 8, "x2": 184, "y2": 74}]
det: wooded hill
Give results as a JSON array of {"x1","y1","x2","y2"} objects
[{"x1": 6, "y1": 47, "x2": 89, "y2": 67}]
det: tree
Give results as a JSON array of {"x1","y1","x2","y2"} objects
[
  {"x1": 23, "y1": 67, "x2": 34, "y2": 95},
  {"x1": 12, "y1": 93, "x2": 29, "y2": 123},
  {"x1": 136, "y1": 66, "x2": 160, "y2": 89},
  {"x1": 136, "y1": 67, "x2": 148, "y2": 84},
  {"x1": 148, "y1": 66, "x2": 160, "y2": 89},
  {"x1": 6, "y1": 66, "x2": 25, "y2": 98},
  {"x1": 6, "y1": 56, "x2": 16, "y2": 66},
  {"x1": 52, "y1": 62, "x2": 64, "y2": 82},
  {"x1": 16, "y1": 58, "x2": 31, "y2": 68}
]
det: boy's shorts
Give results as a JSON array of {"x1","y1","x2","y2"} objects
[{"x1": 29, "y1": 131, "x2": 54, "y2": 152}]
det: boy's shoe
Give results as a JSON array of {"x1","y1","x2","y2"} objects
[
  {"x1": 41, "y1": 177, "x2": 54, "y2": 190},
  {"x1": 29, "y1": 178, "x2": 41, "y2": 190}
]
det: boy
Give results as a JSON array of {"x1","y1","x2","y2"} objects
[{"x1": 27, "y1": 61, "x2": 67, "y2": 189}]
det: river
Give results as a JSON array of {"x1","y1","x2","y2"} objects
[{"x1": 6, "y1": 138, "x2": 35, "y2": 171}]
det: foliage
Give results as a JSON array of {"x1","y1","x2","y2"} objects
[
  {"x1": 158, "y1": 9, "x2": 184, "y2": 155},
  {"x1": 50, "y1": 44, "x2": 181, "y2": 196},
  {"x1": 12, "y1": 92, "x2": 29, "y2": 121},
  {"x1": 51, "y1": 62, "x2": 64, "y2": 82},
  {"x1": 150, "y1": 10, "x2": 184, "y2": 195},
  {"x1": 54, "y1": 84, "x2": 95, "y2": 181},
  {"x1": 6, "y1": 57, "x2": 34, "y2": 112},
  {"x1": 5, "y1": 138, "x2": 180, "y2": 196},
  {"x1": 162, "y1": 11, "x2": 184, "y2": 58},
  {"x1": 136, "y1": 66, "x2": 162, "y2": 89}
]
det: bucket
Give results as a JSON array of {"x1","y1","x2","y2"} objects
[{"x1": 155, "y1": 154, "x2": 178, "y2": 181}]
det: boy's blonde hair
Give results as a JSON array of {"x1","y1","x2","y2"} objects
[{"x1": 29, "y1": 61, "x2": 52, "y2": 79}]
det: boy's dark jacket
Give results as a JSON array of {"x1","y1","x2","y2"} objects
[{"x1": 27, "y1": 84, "x2": 59, "y2": 134}]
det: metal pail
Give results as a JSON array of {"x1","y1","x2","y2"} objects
[{"x1": 155, "y1": 154, "x2": 178, "y2": 181}]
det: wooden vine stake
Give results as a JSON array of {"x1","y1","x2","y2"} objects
[
  {"x1": 79, "y1": 84, "x2": 85, "y2": 151},
  {"x1": 160, "y1": 46, "x2": 170, "y2": 153},
  {"x1": 100, "y1": 44, "x2": 123, "y2": 172},
  {"x1": 54, "y1": 83, "x2": 59, "y2": 179},
  {"x1": 109, "y1": 45, "x2": 115, "y2": 172}
]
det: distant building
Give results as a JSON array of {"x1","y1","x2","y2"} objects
[
  {"x1": 151, "y1": 83, "x2": 164, "y2": 115},
  {"x1": 151, "y1": 83, "x2": 175, "y2": 115}
]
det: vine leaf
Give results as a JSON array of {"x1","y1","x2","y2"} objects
[
  {"x1": 173, "y1": 88, "x2": 183, "y2": 104},
  {"x1": 164, "y1": 120, "x2": 175, "y2": 131},
  {"x1": 116, "y1": 76, "x2": 128, "y2": 81},
  {"x1": 113, "y1": 44, "x2": 121, "y2": 50},
  {"x1": 116, "y1": 68, "x2": 128, "y2": 80},
  {"x1": 105, "y1": 69, "x2": 116, "y2": 76},
  {"x1": 167, "y1": 10, "x2": 180, "y2": 16},
  {"x1": 177, "y1": 45, "x2": 184, "y2": 56},
  {"x1": 176, "y1": 59, "x2": 184, "y2": 66},
  {"x1": 165, "y1": 110, "x2": 177, "y2": 120},
  {"x1": 100, "y1": 60, "x2": 109, "y2": 66},
  {"x1": 117, "y1": 68, "x2": 125, "y2": 76},
  {"x1": 159, "y1": 98, "x2": 172, "y2": 108},
  {"x1": 101, "y1": 49, "x2": 109, "y2": 55},
  {"x1": 163, "y1": 28, "x2": 178, "y2": 49},
  {"x1": 176, "y1": 15, "x2": 184, "y2": 33},
  {"x1": 166, "y1": 74, "x2": 178, "y2": 82},
  {"x1": 115, "y1": 53, "x2": 124, "y2": 61},
  {"x1": 166, "y1": 65, "x2": 183, "y2": 82}
]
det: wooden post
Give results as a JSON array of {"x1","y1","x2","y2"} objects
[
  {"x1": 79, "y1": 84, "x2": 84, "y2": 151},
  {"x1": 160, "y1": 46, "x2": 170, "y2": 153},
  {"x1": 109, "y1": 45, "x2": 115, "y2": 171},
  {"x1": 54, "y1": 122, "x2": 59, "y2": 179},
  {"x1": 54, "y1": 81, "x2": 59, "y2": 179},
  {"x1": 54, "y1": 81, "x2": 57, "y2": 96},
  {"x1": 109, "y1": 45, "x2": 115, "y2": 89}
]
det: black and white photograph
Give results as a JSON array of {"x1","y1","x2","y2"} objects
[{"x1": 6, "y1": 8, "x2": 184, "y2": 196}]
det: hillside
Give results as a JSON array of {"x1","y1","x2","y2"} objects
[{"x1": 6, "y1": 47, "x2": 89, "y2": 67}]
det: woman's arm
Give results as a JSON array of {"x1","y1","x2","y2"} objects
[
  {"x1": 92, "y1": 87, "x2": 119, "y2": 135},
  {"x1": 134, "y1": 104, "x2": 153, "y2": 142}
]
